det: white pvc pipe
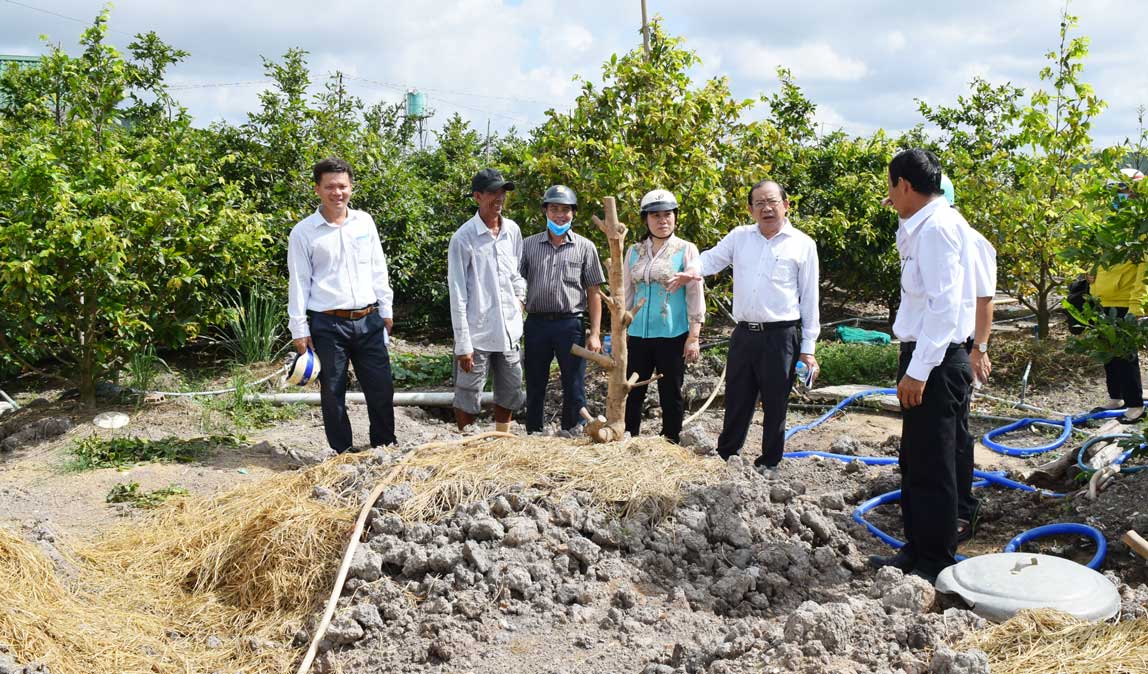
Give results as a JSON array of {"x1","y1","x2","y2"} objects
[{"x1": 246, "y1": 392, "x2": 494, "y2": 407}]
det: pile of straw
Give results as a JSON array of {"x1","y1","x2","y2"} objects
[
  {"x1": 960, "y1": 609, "x2": 1148, "y2": 674},
  {"x1": 380, "y1": 433, "x2": 723, "y2": 521},
  {"x1": 0, "y1": 433, "x2": 719, "y2": 673}
]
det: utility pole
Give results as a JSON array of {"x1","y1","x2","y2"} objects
[{"x1": 641, "y1": 0, "x2": 650, "y2": 58}]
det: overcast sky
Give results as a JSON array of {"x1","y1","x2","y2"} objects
[{"x1": 2, "y1": 0, "x2": 1145, "y2": 147}]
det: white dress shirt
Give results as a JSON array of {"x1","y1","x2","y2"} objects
[
  {"x1": 968, "y1": 226, "x2": 997, "y2": 299},
  {"x1": 287, "y1": 207, "x2": 394, "y2": 340},
  {"x1": 447, "y1": 212, "x2": 527, "y2": 356},
  {"x1": 688, "y1": 220, "x2": 820, "y2": 354},
  {"x1": 893, "y1": 198, "x2": 977, "y2": 381}
]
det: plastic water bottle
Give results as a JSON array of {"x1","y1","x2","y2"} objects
[
  {"x1": 602, "y1": 335, "x2": 612, "y2": 355},
  {"x1": 794, "y1": 360, "x2": 813, "y2": 389}
]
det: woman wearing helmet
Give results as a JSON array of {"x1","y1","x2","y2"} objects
[{"x1": 622, "y1": 189, "x2": 705, "y2": 442}]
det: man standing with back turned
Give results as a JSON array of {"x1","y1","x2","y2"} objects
[
  {"x1": 287, "y1": 157, "x2": 397, "y2": 452},
  {"x1": 667, "y1": 180, "x2": 820, "y2": 478},
  {"x1": 447, "y1": 168, "x2": 528, "y2": 433},
  {"x1": 869, "y1": 149, "x2": 976, "y2": 583}
]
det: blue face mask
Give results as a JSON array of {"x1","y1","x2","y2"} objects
[{"x1": 547, "y1": 219, "x2": 572, "y2": 237}]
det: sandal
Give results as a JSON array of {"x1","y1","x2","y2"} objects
[{"x1": 956, "y1": 518, "x2": 976, "y2": 544}]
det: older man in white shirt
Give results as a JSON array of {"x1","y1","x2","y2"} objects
[
  {"x1": 668, "y1": 180, "x2": 820, "y2": 477},
  {"x1": 287, "y1": 157, "x2": 396, "y2": 452},
  {"x1": 447, "y1": 168, "x2": 528, "y2": 432},
  {"x1": 869, "y1": 150, "x2": 977, "y2": 583}
]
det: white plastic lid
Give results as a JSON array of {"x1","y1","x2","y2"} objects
[
  {"x1": 935, "y1": 552, "x2": 1120, "y2": 623},
  {"x1": 93, "y1": 411, "x2": 130, "y2": 429}
]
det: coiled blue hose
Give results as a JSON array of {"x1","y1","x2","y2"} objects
[
  {"x1": 1004, "y1": 523, "x2": 1107, "y2": 570},
  {"x1": 1073, "y1": 433, "x2": 1148, "y2": 474},
  {"x1": 781, "y1": 386, "x2": 1106, "y2": 569},
  {"x1": 981, "y1": 409, "x2": 1133, "y2": 456}
]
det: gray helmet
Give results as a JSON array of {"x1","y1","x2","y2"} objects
[
  {"x1": 542, "y1": 184, "x2": 578, "y2": 208},
  {"x1": 639, "y1": 189, "x2": 678, "y2": 214}
]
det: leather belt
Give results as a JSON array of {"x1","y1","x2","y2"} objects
[{"x1": 319, "y1": 305, "x2": 377, "y2": 320}]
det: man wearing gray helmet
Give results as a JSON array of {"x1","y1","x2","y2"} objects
[{"x1": 519, "y1": 185, "x2": 606, "y2": 435}]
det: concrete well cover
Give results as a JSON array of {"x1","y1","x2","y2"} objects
[{"x1": 935, "y1": 552, "x2": 1120, "y2": 622}]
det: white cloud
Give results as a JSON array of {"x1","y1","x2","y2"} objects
[{"x1": 719, "y1": 39, "x2": 869, "y2": 82}]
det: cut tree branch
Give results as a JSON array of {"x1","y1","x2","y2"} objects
[{"x1": 571, "y1": 344, "x2": 616, "y2": 370}]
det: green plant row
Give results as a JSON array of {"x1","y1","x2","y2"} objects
[{"x1": 70, "y1": 435, "x2": 239, "y2": 470}]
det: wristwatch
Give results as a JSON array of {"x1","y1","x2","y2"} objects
[{"x1": 975, "y1": 342, "x2": 989, "y2": 353}]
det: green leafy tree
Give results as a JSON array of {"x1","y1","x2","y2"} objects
[
  {"x1": 518, "y1": 19, "x2": 763, "y2": 275},
  {"x1": 0, "y1": 12, "x2": 271, "y2": 403},
  {"x1": 923, "y1": 11, "x2": 1105, "y2": 337}
]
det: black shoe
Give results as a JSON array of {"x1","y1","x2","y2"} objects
[
  {"x1": 1118, "y1": 410, "x2": 1145, "y2": 425},
  {"x1": 868, "y1": 550, "x2": 915, "y2": 572}
]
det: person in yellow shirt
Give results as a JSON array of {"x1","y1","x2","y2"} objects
[{"x1": 1091, "y1": 169, "x2": 1147, "y2": 423}]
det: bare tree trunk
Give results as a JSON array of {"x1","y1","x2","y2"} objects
[{"x1": 572, "y1": 197, "x2": 660, "y2": 443}]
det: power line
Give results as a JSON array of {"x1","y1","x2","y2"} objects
[
  {"x1": 2, "y1": 0, "x2": 135, "y2": 37},
  {"x1": 167, "y1": 80, "x2": 269, "y2": 90}
]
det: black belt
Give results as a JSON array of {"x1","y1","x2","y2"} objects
[
  {"x1": 737, "y1": 320, "x2": 799, "y2": 332},
  {"x1": 899, "y1": 340, "x2": 970, "y2": 354},
  {"x1": 528, "y1": 312, "x2": 583, "y2": 320}
]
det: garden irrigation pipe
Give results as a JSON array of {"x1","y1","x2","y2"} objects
[
  {"x1": 296, "y1": 431, "x2": 514, "y2": 674},
  {"x1": 0, "y1": 389, "x2": 18, "y2": 410},
  {"x1": 981, "y1": 407, "x2": 1146, "y2": 457},
  {"x1": 248, "y1": 392, "x2": 495, "y2": 407},
  {"x1": 783, "y1": 388, "x2": 1108, "y2": 569},
  {"x1": 129, "y1": 368, "x2": 284, "y2": 397},
  {"x1": 683, "y1": 362, "x2": 726, "y2": 427}
]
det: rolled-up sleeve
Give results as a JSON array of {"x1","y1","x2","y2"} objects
[
  {"x1": 683, "y1": 243, "x2": 706, "y2": 324},
  {"x1": 906, "y1": 226, "x2": 964, "y2": 381},
  {"x1": 447, "y1": 234, "x2": 473, "y2": 355},
  {"x1": 798, "y1": 239, "x2": 820, "y2": 354},
  {"x1": 287, "y1": 228, "x2": 312, "y2": 340}
]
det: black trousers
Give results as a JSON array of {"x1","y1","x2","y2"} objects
[
  {"x1": 309, "y1": 310, "x2": 397, "y2": 452},
  {"x1": 1103, "y1": 307, "x2": 1144, "y2": 408},
  {"x1": 523, "y1": 315, "x2": 586, "y2": 432},
  {"x1": 625, "y1": 333, "x2": 688, "y2": 442},
  {"x1": 957, "y1": 375, "x2": 978, "y2": 523},
  {"x1": 716, "y1": 324, "x2": 798, "y2": 467},
  {"x1": 898, "y1": 342, "x2": 972, "y2": 576}
]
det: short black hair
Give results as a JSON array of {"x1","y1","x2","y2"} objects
[
  {"x1": 888, "y1": 149, "x2": 942, "y2": 196},
  {"x1": 747, "y1": 180, "x2": 788, "y2": 206},
  {"x1": 312, "y1": 157, "x2": 354, "y2": 185}
]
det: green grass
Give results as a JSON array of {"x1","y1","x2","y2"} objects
[
  {"x1": 815, "y1": 342, "x2": 900, "y2": 387},
  {"x1": 198, "y1": 373, "x2": 303, "y2": 431},
  {"x1": 68, "y1": 435, "x2": 238, "y2": 470},
  {"x1": 219, "y1": 288, "x2": 288, "y2": 365},
  {"x1": 106, "y1": 482, "x2": 189, "y2": 508}
]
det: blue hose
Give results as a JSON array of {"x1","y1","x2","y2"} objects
[
  {"x1": 981, "y1": 409, "x2": 1133, "y2": 457},
  {"x1": 783, "y1": 388, "x2": 897, "y2": 442},
  {"x1": 1004, "y1": 523, "x2": 1107, "y2": 570},
  {"x1": 783, "y1": 386, "x2": 1105, "y2": 568},
  {"x1": 1074, "y1": 434, "x2": 1148, "y2": 474}
]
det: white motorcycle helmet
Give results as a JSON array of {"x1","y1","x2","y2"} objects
[{"x1": 286, "y1": 347, "x2": 322, "y2": 386}]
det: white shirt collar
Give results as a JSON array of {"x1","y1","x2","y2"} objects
[
  {"x1": 472, "y1": 211, "x2": 503, "y2": 238},
  {"x1": 313, "y1": 206, "x2": 357, "y2": 228},
  {"x1": 899, "y1": 197, "x2": 946, "y2": 236}
]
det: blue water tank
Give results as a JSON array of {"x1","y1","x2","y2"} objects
[{"x1": 406, "y1": 90, "x2": 426, "y2": 118}]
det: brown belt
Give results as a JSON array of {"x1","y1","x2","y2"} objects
[{"x1": 320, "y1": 305, "x2": 377, "y2": 320}]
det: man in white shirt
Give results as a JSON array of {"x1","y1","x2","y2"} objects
[
  {"x1": 447, "y1": 168, "x2": 527, "y2": 432},
  {"x1": 869, "y1": 150, "x2": 976, "y2": 582},
  {"x1": 668, "y1": 180, "x2": 820, "y2": 477},
  {"x1": 941, "y1": 174, "x2": 997, "y2": 543},
  {"x1": 287, "y1": 157, "x2": 396, "y2": 452}
]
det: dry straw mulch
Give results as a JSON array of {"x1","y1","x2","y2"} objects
[
  {"x1": 961, "y1": 608, "x2": 1148, "y2": 674},
  {"x1": 0, "y1": 433, "x2": 720, "y2": 673}
]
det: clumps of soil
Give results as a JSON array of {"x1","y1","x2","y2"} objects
[{"x1": 306, "y1": 450, "x2": 992, "y2": 674}]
